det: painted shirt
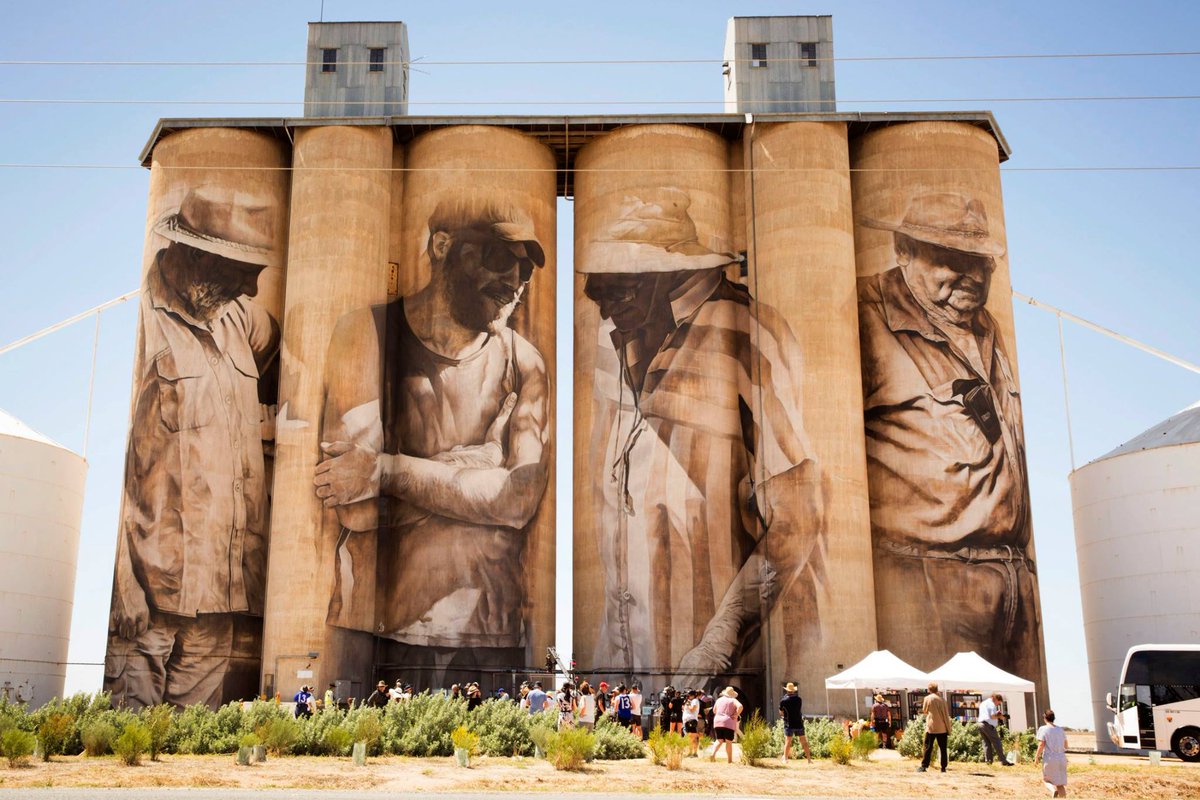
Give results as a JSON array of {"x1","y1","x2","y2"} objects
[
  {"x1": 589, "y1": 269, "x2": 812, "y2": 674},
  {"x1": 117, "y1": 258, "x2": 277, "y2": 617},
  {"x1": 858, "y1": 267, "x2": 1029, "y2": 549}
]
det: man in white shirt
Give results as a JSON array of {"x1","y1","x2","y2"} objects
[
  {"x1": 978, "y1": 693, "x2": 1012, "y2": 766},
  {"x1": 630, "y1": 686, "x2": 644, "y2": 738}
]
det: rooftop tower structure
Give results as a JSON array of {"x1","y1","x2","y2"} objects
[
  {"x1": 304, "y1": 21, "x2": 409, "y2": 117},
  {"x1": 723, "y1": 16, "x2": 835, "y2": 114}
]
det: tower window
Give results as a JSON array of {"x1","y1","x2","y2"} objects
[
  {"x1": 369, "y1": 48, "x2": 385, "y2": 72},
  {"x1": 799, "y1": 42, "x2": 817, "y2": 67},
  {"x1": 751, "y1": 43, "x2": 768, "y2": 68},
  {"x1": 321, "y1": 48, "x2": 337, "y2": 73}
]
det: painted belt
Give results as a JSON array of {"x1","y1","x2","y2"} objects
[{"x1": 878, "y1": 539, "x2": 1037, "y2": 575}]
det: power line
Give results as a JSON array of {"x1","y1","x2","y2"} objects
[
  {"x1": 0, "y1": 164, "x2": 1197, "y2": 174},
  {"x1": 2, "y1": 94, "x2": 1199, "y2": 107},
  {"x1": 1, "y1": 50, "x2": 1198, "y2": 67}
]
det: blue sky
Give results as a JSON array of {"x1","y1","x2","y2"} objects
[{"x1": 1, "y1": 1, "x2": 1198, "y2": 729}]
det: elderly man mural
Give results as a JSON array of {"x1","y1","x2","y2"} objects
[
  {"x1": 105, "y1": 187, "x2": 280, "y2": 709},
  {"x1": 857, "y1": 192, "x2": 1045, "y2": 687},
  {"x1": 579, "y1": 189, "x2": 823, "y2": 700},
  {"x1": 313, "y1": 197, "x2": 550, "y2": 688}
]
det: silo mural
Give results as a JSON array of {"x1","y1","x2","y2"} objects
[
  {"x1": 104, "y1": 128, "x2": 290, "y2": 709},
  {"x1": 573, "y1": 124, "x2": 827, "y2": 709},
  {"x1": 851, "y1": 121, "x2": 1049, "y2": 712}
]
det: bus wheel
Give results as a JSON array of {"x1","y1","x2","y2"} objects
[{"x1": 1171, "y1": 727, "x2": 1200, "y2": 762}]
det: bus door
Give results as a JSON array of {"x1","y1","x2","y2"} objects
[
  {"x1": 1135, "y1": 684, "x2": 1157, "y2": 748},
  {"x1": 1114, "y1": 684, "x2": 1142, "y2": 749}
]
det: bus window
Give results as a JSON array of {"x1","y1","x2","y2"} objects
[{"x1": 1119, "y1": 684, "x2": 1137, "y2": 712}]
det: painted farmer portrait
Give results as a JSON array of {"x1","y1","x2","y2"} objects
[
  {"x1": 857, "y1": 191, "x2": 1044, "y2": 684},
  {"x1": 579, "y1": 188, "x2": 823, "y2": 694},
  {"x1": 105, "y1": 186, "x2": 280, "y2": 709},
  {"x1": 315, "y1": 196, "x2": 550, "y2": 686}
]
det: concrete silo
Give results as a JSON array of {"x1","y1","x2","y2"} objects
[
  {"x1": 0, "y1": 409, "x2": 87, "y2": 708},
  {"x1": 1072, "y1": 402, "x2": 1200, "y2": 751}
]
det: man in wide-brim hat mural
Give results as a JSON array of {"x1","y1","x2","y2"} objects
[
  {"x1": 105, "y1": 186, "x2": 281, "y2": 709},
  {"x1": 578, "y1": 188, "x2": 825, "y2": 705},
  {"x1": 857, "y1": 191, "x2": 1045, "y2": 688}
]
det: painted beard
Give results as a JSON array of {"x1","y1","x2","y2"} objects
[
  {"x1": 185, "y1": 280, "x2": 239, "y2": 322},
  {"x1": 445, "y1": 261, "x2": 525, "y2": 335}
]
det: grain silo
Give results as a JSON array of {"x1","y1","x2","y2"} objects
[
  {"x1": 0, "y1": 409, "x2": 87, "y2": 708},
  {"x1": 1071, "y1": 402, "x2": 1200, "y2": 751}
]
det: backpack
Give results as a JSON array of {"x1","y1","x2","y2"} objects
[{"x1": 617, "y1": 693, "x2": 632, "y2": 718}]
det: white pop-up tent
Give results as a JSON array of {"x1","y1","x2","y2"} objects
[
  {"x1": 926, "y1": 651, "x2": 1037, "y2": 730},
  {"x1": 824, "y1": 649, "x2": 930, "y2": 717}
]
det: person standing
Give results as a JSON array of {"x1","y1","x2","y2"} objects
[
  {"x1": 556, "y1": 681, "x2": 577, "y2": 730},
  {"x1": 979, "y1": 692, "x2": 1013, "y2": 766},
  {"x1": 1035, "y1": 709, "x2": 1068, "y2": 797},
  {"x1": 629, "y1": 685, "x2": 644, "y2": 738},
  {"x1": 595, "y1": 681, "x2": 609, "y2": 718},
  {"x1": 577, "y1": 682, "x2": 597, "y2": 731},
  {"x1": 323, "y1": 682, "x2": 337, "y2": 711},
  {"x1": 918, "y1": 682, "x2": 953, "y2": 772},
  {"x1": 293, "y1": 685, "x2": 314, "y2": 718},
  {"x1": 779, "y1": 682, "x2": 812, "y2": 763},
  {"x1": 615, "y1": 685, "x2": 634, "y2": 729},
  {"x1": 708, "y1": 686, "x2": 743, "y2": 763},
  {"x1": 526, "y1": 681, "x2": 549, "y2": 715},
  {"x1": 871, "y1": 693, "x2": 893, "y2": 749},
  {"x1": 105, "y1": 187, "x2": 281, "y2": 710},
  {"x1": 682, "y1": 690, "x2": 702, "y2": 756},
  {"x1": 366, "y1": 680, "x2": 391, "y2": 709}
]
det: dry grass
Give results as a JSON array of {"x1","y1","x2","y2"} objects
[{"x1": 0, "y1": 751, "x2": 1193, "y2": 798}]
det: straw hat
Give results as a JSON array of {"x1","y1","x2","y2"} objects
[
  {"x1": 784, "y1": 682, "x2": 798, "y2": 693},
  {"x1": 154, "y1": 186, "x2": 277, "y2": 266},
  {"x1": 720, "y1": 686, "x2": 738, "y2": 698},
  {"x1": 859, "y1": 192, "x2": 1005, "y2": 258}
]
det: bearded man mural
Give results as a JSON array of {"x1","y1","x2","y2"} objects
[
  {"x1": 857, "y1": 192, "x2": 1045, "y2": 687},
  {"x1": 314, "y1": 197, "x2": 551, "y2": 688},
  {"x1": 105, "y1": 187, "x2": 280, "y2": 709},
  {"x1": 579, "y1": 189, "x2": 824, "y2": 701}
]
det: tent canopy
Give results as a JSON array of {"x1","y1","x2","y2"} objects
[
  {"x1": 824, "y1": 649, "x2": 930, "y2": 691},
  {"x1": 926, "y1": 651, "x2": 1035, "y2": 693}
]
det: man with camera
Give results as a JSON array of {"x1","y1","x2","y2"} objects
[{"x1": 857, "y1": 192, "x2": 1043, "y2": 686}]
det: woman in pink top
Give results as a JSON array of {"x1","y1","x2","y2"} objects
[{"x1": 707, "y1": 686, "x2": 743, "y2": 763}]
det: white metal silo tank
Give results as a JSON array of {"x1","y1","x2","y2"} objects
[
  {"x1": 1071, "y1": 402, "x2": 1200, "y2": 752},
  {"x1": 0, "y1": 409, "x2": 87, "y2": 708}
]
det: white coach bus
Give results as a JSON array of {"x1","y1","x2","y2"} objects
[{"x1": 1107, "y1": 644, "x2": 1200, "y2": 761}]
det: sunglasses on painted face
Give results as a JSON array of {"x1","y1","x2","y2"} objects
[{"x1": 459, "y1": 237, "x2": 537, "y2": 282}]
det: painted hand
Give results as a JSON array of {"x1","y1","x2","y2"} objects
[
  {"x1": 112, "y1": 586, "x2": 151, "y2": 640},
  {"x1": 314, "y1": 440, "x2": 382, "y2": 506},
  {"x1": 673, "y1": 638, "x2": 733, "y2": 687}
]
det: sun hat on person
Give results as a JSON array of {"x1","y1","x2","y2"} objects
[
  {"x1": 720, "y1": 686, "x2": 738, "y2": 698},
  {"x1": 154, "y1": 186, "x2": 278, "y2": 267},
  {"x1": 859, "y1": 192, "x2": 1006, "y2": 258},
  {"x1": 578, "y1": 188, "x2": 739, "y2": 274}
]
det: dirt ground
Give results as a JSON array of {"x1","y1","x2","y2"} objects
[{"x1": 0, "y1": 748, "x2": 1195, "y2": 799}]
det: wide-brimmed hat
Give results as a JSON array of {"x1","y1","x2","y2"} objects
[
  {"x1": 784, "y1": 682, "x2": 798, "y2": 693},
  {"x1": 428, "y1": 196, "x2": 545, "y2": 269},
  {"x1": 874, "y1": 693, "x2": 885, "y2": 702},
  {"x1": 154, "y1": 186, "x2": 277, "y2": 267},
  {"x1": 720, "y1": 686, "x2": 738, "y2": 698},
  {"x1": 579, "y1": 188, "x2": 738, "y2": 274},
  {"x1": 859, "y1": 192, "x2": 1005, "y2": 258}
]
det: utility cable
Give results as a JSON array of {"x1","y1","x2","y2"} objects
[{"x1": 0, "y1": 164, "x2": 1197, "y2": 173}]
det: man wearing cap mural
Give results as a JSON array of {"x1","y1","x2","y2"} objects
[
  {"x1": 857, "y1": 192, "x2": 1044, "y2": 687},
  {"x1": 580, "y1": 188, "x2": 823, "y2": 702},
  {"x1": 105, "y1": 187, "x2": 280, "y2": 709},
  {"x1": 314, "y1": 196, "x2": 550, "y2": 687}
]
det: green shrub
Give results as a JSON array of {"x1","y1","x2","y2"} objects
[
  {"x1": 35, "y1": 712, "x2": 74, "y2": 761},
  {"x1": 948, "y1": 719, "x2": 984, "y2": 762},
  {"x1": 592, "y1": 715, "x2": 645, "y2": 760},
  {"x1": 896, "y1": 716, "x2": 925, "y2": 759},
  {"x1": 646, "y1": 728, "x2": 667, "y2": 765},
  {"x1": 81, "y1": 720, "x2": 118, "y2": 756},
  {"x1": 174, "y1": 702, "x2": 242, "y2": 754},
  {"x1": 470, "y1": 699, "x2": 532, "y2": 756},
  {"x1": 29, "y1": 693, "x2": 112, "y2": 756},
  {"x1": 240, "y1": 699, "x2": 288, "y2": 738},
  {"x1": 546, "y1": 727, "x2": 595, "y2": 771},
  {"x1": 851, "y1": 729, "x2": 879, "y2": 761},
  {"x1": 828, "y1": 734, "x2": 852, "y2": 765},
  {"x1": 1002, "y1": 727, "x2": 1038, "y2": 763},
  {"x1": 321, "y1": 725, "x2": 353, "y2": 756},
  {"x1": 294, "y1": 706, "x2": 345, "y2": 755},
  {"x1": 800, "y1": 717, "x2": 843, "y2": 759},
  {"x1": 141, "y1": 704, "x2": 174, "y2": 761},
  {"x1": 239, "y1": 733, "x2": 261, "y2": 749},
  {"x1": 352, "y1": 711, "x2": 384, "y2": 755},
  {"x1": 739, "y1": 711, "x2": 774, "y2": 766},
  {"x1": 114, "y1": 721, "x2": 151, "y2": 766},
  {"x1": 380, "y1": 692, "x2": 465, "y2": 756},
  {"x1": 257, "y1": 717, "x2": 301, "y2": 756},
  {"x1": 2, "y1": 728, "x2": 37, "y2": 768},
  {"x1": 529, "y1": 724, "x2": 554, "y2": 758}
]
